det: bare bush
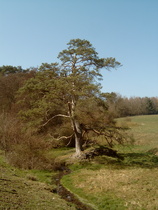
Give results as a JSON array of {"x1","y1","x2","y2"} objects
[{"x1": 0, "y1": 113, "x2": 54, "y2": 170}]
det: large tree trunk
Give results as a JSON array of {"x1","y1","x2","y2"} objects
[
  {"x1": 68, "y1": 100, "x2": 83, "y2": 156},
  {"x1": 73, "y1": 119, "x2": 83, "y2": 156}
]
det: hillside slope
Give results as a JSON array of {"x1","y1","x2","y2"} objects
[{"x1": 0, "y1": 151, "x2": 75, "y2": 210}]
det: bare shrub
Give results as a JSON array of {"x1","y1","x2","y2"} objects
[{"x1": 0, "y1": 113, "x2": 54, "y2": 170}]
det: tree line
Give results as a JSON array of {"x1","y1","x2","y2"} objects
[{"x1": 104, "y1": 92, "x2": 158, "y2": 117}]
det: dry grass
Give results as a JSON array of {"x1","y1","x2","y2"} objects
[
  {"x1": 70, "y1": 168, "x2": 158, "y2": 209},
  {"x1": 62, "y1": 115, "x2": 158, "y2": 209}
]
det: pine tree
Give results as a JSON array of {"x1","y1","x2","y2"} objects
[{"x1": 18, "y1": 39, "x2": 121, "y2": 156}]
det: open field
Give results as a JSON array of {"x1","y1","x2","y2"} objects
[
  {"x1": 117, "y1": 115, "x2": 158, "y2": 150},
  {"x1": 62, "y1": 115, "x2": 158, "y2": 209}
]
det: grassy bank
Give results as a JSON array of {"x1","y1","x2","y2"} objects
[{"x1": 0, "y1": 151, "x2": 75, "y2": 210}]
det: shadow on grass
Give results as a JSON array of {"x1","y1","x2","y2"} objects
[
  {"x1": 80, "y1": 151, "x2": 158, "y2": 170},
  {"x1": 120, "y1": 151, "x2": 158, "y2": 168}
]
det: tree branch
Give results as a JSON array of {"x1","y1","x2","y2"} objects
[
  {"x1": 40, "y1": 114, "x2": 70, "y2": 127},
  {"x1": 81, "y1": 125, "x2": 127, "y2": 147},
  {"x1": 49, "y1": 134, "x2": 74, "y2": 146}
]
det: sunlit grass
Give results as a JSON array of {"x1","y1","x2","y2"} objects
[
  {"x1": 62, "y1": 167, "x2": 158, "y2": 209},
  {"x1": 116, "y1": 115, "x2": 158, "y2": 149},
  {"x1": 62, "y1": 115, "x2": 158, "y2": 209}
]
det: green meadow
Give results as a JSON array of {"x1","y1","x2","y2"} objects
[
  {"x1": 118, "y1": 115, "x2": 158, "y2": 149},
  {"x1": 62, "y1": 115, "x2": 158, "y2": 209}
]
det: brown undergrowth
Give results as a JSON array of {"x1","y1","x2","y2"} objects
[{"x1": 0, "y1": 114, "x2": 54, "y2": 170}]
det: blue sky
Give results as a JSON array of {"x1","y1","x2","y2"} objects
[{"x1": 0, "y1": 0, "x2": 158, "y2": 98}]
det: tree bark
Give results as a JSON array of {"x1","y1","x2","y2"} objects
[
  {"x1": 68, "y1": 100, "x2": 83, "y2": 156},
  {"x1": 73, "y1": 119, "x2": 83, "y2": 156}
]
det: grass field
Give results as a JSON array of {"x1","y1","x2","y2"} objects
[
  {"x1": 1, "y1": 115, "x2": 158, "y2": 209},
  {"x1": 62, "y1": 115, "x2": 158, "y2": 210},
  {"x1": 117, "y1": 115, "x2": 158, "y2": 150}
]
